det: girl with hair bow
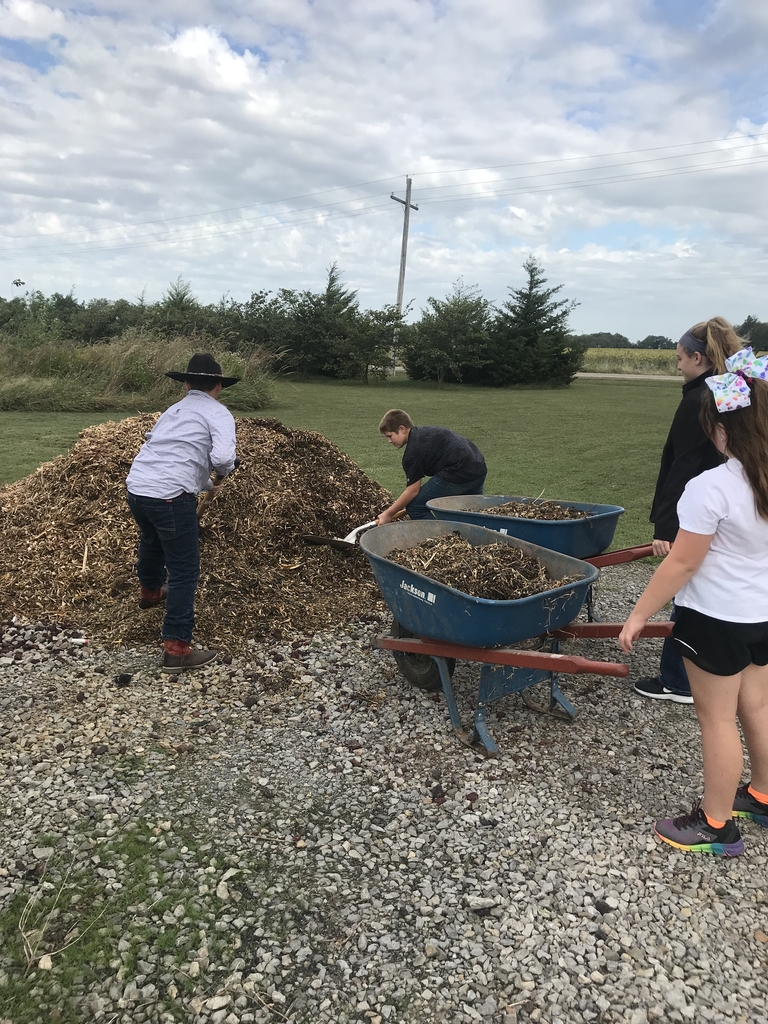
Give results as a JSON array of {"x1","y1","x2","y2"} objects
[{"x1": 620, "y1": 346, "x2": 768, "y2": 856}]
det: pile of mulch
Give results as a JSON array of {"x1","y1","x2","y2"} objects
[
  {"x1": 386, "y1": 533, "x2": 579, "y2": 601},
  {"x1": 0, "y1": 416, "x2": 392, "y2": 651},
  {"x1": 476, "y1": 499, "x2": 590, "y2": 521}
]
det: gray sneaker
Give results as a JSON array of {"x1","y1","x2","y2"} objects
[
  {"x1": 654, "y1": 801, "x2": 744, "y2": 857},
  {"x1": 162, "y1": 649, "x2": 218, "y2": 674}
]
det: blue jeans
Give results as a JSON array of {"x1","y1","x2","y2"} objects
[
  {"x1": 659, "y1": 602, "x2": 691, "y2": 696},
  {"x1": 127, "y1": 492, "x2": 200, "y2": 644},
  {"x1": 406, "y1": 473, "x2": 487, "y2": 520}
]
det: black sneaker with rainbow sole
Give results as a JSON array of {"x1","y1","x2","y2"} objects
[
  {"x1": 733, "y1": 784, "x2": 768, "y2": 827},
  {"x1": 654, "y1": 801, "x2": 744, "y2": 857}
]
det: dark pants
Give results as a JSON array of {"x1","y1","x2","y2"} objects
[
  {"x1": 406, "y1": 473, "x2": 487, "y2": 520},
  {"x1": 659, "y1": 603, "x2": 691, "y2": 696},
  {"x1": 127, "y1": 492, "x2": 200, "y2": 644}
]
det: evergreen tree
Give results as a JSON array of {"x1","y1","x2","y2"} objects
[
  {"x1": 402, "y1": 279, "x2": 491, "y2": 385},
  {"x1": 484, "y1": 256, "x2": 583, "y2": 386},
  {"x1": 281, "y1": 263, "x2": 360, "y2": 376}
]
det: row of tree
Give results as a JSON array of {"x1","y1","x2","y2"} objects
[
  {"x1": 0, "y1": 258, "x2": 584, "y2": 386},
  {"x1": 574, "y1": 317, "x2": 768, "y2": 351},
  {"x1": 4, "y1": 264, "x2": 764, "y2": 386},
  {"x1": 574, "y1": 332, "x2": 675, "y2": 349}
]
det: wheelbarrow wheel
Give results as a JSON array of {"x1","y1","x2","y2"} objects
[{"x1": 390, "y1": 620, "x2": 455, "y2": 692}]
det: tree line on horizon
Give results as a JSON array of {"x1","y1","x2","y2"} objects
[
  {"x1": 575, "y1": 316, "x2": 768, "y2": 351},
  {"x1": 0, "y1": 257, "x2": 583, "y2": 387},
  {"x1": 2, "y1": 263, "x2": 763, "y2": 387}
]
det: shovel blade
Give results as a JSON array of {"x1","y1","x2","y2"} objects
[{"x1": 301, "y1": 535, "x2": 360, "y2": 552}]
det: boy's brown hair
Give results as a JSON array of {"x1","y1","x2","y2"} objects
[{"x1": 378, "y1": 409, "x2": 414, "y2": 433}]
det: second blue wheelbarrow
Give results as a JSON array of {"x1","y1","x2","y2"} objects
[{"x1": 426, "y1": 494, "x2": 625, "y2": 559}]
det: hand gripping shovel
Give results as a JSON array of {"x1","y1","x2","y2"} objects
[
  {"x1": 302, "y1": 509, "x2": 407, "y2": 552},
  {"x1": 197, "y1": 458, "x2": 241, "y2": 519}
]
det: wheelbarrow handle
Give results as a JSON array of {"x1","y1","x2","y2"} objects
[
  {"x1": 547, "y1": 620, "x2": 673, "y2": 639},
  {"x1": 375, "y1": 635, "x2": 629, "y2": 678},
  {"x1": 585, "y1": 544, "x2": 654, "y2": 567}
]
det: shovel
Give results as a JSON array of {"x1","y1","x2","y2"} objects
[
  {"x1": 197, "y1": 458, "x2": 241, "y2": 519},
  {"x1": 302, "y1": 509, "x2": 407, "y2": 552}
]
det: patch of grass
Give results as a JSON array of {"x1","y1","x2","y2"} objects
[
  {"x1": 0, "y1": 823, "x2": 171, "y2": 1023},
  {"x1": 268, "y1": 375, "x2": 681, "y2": 547},
  {"x1": 0, "y1": 376, "x2": 681, "y2": 546}
]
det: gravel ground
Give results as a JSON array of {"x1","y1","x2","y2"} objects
[{"x1": 1, "y1": 563, "x2": 767, "y2": 1024}]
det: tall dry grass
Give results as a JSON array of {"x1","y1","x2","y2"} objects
[
  {"x1": 0, "y1": 333, "x2": 275, "y2": 411},
  {"x1": 581, "y1": 348, "x2": 678, "y2": 375}
]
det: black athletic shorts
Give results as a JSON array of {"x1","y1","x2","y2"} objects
[{"x1": 673, "y1": 606, "x2": 768, "y2": 676}]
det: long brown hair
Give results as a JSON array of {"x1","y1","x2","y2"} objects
[
  {"x1": 700, "y1": 378, "x2": 768, "y2": 521},
  {"x1": 688, "y1": 316, "x2": 743, "y2": 373}
]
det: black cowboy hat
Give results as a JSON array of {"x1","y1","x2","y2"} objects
[{"x1": 165, "y1": 352, "x2": 241, "y2": 388}]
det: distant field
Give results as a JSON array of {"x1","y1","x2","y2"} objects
[
  {"x1": 582, "y1": 348, "x2": 678, "y2": 375},
  {"x1": 0, "y1": 376, "x2": 681, "y2": 547}
]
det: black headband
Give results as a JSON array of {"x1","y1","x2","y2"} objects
[{"x1": 678, "y1": 330, "x2": 708, "y2": 357}]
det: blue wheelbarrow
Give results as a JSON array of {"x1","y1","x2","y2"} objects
[
  {"x1": 360, "y1": 520, "x2": 670, "y2": 754},
  {"x1": 426, "y1": 494, "x2": 625, "y2": 559}
]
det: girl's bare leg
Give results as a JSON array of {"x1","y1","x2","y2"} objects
[
  {"x1": 684, "y1": 659, "x2": 742, "y2": 823},
  {"x1": 736, "y1": 662, "x2": 768, "y2": 794}
]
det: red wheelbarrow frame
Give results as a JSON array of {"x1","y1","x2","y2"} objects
[{"x1": 374, "y1": 544, "x2": 666, "y2": 755}]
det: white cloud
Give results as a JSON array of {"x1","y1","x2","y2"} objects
[{"x1": 0, "y1": 0, "x2": 766, "y2": 338}]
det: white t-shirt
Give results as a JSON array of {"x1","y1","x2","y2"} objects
[{"x1": 675, "y1": 459, "x2": 768, "y2": 623}]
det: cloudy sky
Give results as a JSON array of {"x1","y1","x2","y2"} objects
[{"x1": 1, "y1": 0, "x2": 767, "y2": 338}]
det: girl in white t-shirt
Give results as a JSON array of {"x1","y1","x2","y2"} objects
[{"x1": 620, "y1": 347, "x2": 768, "y2": 857}]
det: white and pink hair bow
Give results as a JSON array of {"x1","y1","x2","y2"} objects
[{"x1": 705, "y1": 347, "x2": 768, "y2": 412}]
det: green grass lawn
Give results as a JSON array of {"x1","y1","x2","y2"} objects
[{"x1": 0, "y1": 376, "x2": 682, "y2": 548}]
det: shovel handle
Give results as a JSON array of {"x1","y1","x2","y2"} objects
[
  {"x1": 376, "y1": 509, "x2": 408, "y2": 525},
  {"x1": 197, "y1": 458, "x2": 241, "y2": 518}
]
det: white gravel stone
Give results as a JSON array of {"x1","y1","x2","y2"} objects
[{"x1": 1, "y1": 575, "x2": 767, "y2": 1024}]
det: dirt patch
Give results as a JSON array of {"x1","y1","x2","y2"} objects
[
  {"x1": 0, "y1": 416, "x2": 391, "y2": 650},
  {"x1": 386, "y1": 532, "x2": 579, "y2": 601}
]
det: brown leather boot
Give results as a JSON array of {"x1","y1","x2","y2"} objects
[
  {"x1": 161, "y1": 639, "x2": 217, "y2": 674},
  {"x1": 139, "y1": 584, "x2": 168, "y2": 609}
]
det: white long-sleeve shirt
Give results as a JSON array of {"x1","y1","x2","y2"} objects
[{"x1": 126, "y1": 390, "x2": 237, "y2": 499}]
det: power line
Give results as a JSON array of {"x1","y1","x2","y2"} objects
[
  {"x1": 407, "y1": 130, "x2": 768, "y2": 179},
  {"x1": 3, "y1": 129, "x2": 766, "y2": 247},
  {"x1": 0, "y1": 203, "x2": 397, "y2": 260},
  {"x1": 2, "y1": 133, "x2": 767, "y2": 259},
  {"x1": 412, "y1": 139, "x2": 768, "y2": 195},
  {"x1": 417, "y1": 154, "x2": 768, "y2": 207}
]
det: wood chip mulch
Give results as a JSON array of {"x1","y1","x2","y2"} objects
[
  {"x1": 386, "y1": 533, "x2": 580, "y2": 601},
  {"x1": 0, "y1": 416, "x2": 392, "y2": 652},
  {"x1": 474, "y1": 499, "x2": 590, "y2": 520}
]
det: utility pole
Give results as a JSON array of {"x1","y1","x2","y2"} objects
[{"x1": 390, "y1": 176, "x2": 418, "y2": 375}]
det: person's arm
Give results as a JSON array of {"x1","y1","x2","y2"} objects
[
  {"x1": 209, "y1": 410, "x2": 237, "y2": 484},
  {"x1": 378, "y1": 481, "x2": 421, "y2": 523},
  {"x1": 618, "y1": 529, "x2": 714, "y2": 652}
]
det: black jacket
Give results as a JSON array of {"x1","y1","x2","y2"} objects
[{"x1": 649, "y1": 372, "x2": 723, "y2": 542}]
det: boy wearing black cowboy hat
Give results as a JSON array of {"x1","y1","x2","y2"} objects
[{"x1": 126, "y1": 353, "x2": 240, "y2": 672}]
